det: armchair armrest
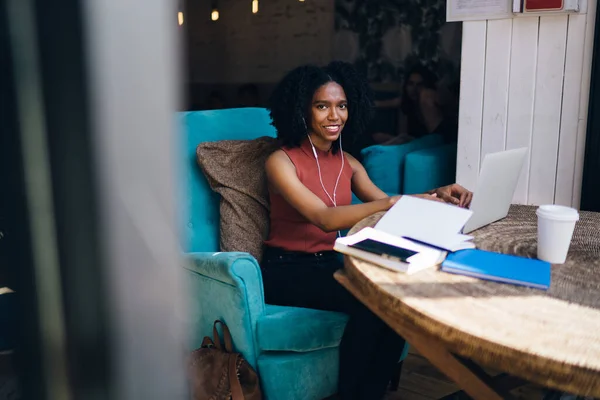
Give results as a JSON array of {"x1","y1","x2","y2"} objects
[
  {"x1": 184, "y1": 251, "x2": 263, "y2": 286},
  {"x1": 182, "y1": 251, "x2": 265, "y2": 368}
]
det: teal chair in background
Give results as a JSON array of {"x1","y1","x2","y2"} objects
[
  {"x1": 403, "y1": 143, "x2": 457, "y2": 194},
  {"x1": 360, "y1": 135, "x2": 457, "y2": 196},
  {"x1": 360, "y1": 134, "x2": 445, "y2": 196},
  {"x1": 178, "y1": 108, "x2": 409, "y2": 400}
]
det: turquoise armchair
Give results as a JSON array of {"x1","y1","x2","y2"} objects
[
  {"x1": 179, "y1": 108, "x2": 412, "y2": 399},
  {"x1": 179, "y1": 108, "x2": 349, "y2": 400}
]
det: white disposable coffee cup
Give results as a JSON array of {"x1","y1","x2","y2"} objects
[{"x1": 536, "y1": 205, "x2": 579, "y2": 264}]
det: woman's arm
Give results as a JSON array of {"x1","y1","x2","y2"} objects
[
  {"x1": 265, "y1": 150, "x2": 399, "y2": 232},
  {"x1": 372, "y1": 132, "x2": 398, "y2": 144},
  {"x1": 397, "y1": 112, "x2": 409, "y2": 136},
  {"x1": 419, "y1": 88, "x2": 445, "y2": 134}
]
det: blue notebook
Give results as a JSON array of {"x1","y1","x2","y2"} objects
[{"x1": 441, "y1": 250, "x2": 551, "y2": 290}]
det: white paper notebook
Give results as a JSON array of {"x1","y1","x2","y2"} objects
[
  {"x1": 334, "y1": 227, "x2": 447, "y2": 274},
  {"x1": 375, "y1": 196, "x2": 476, "y2": 252}
]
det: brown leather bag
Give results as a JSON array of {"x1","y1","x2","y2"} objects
[{"x1": 188, "y1": 320, "x2": 262, "y2": 400}]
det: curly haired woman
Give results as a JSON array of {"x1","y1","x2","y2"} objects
[{"x1": 262, "y1": 61, "x2": 472, "y2": 400}]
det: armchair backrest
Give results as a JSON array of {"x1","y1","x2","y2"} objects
[{"x1": 178, "y1": 108, "x2": 277, "y2": 252}]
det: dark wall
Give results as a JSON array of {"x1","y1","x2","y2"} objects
[{"x1": 581, "y1": 0, "x2": 600, "y2": 212}]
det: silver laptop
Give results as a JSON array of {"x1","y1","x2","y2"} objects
[{"x1": 462, "y1": 147, "x2": 528, "y2": 234}]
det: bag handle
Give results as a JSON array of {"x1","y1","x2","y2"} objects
[
  {"x1": 212, "y1": 320, "x2": 234, "y2": 353},
  {"x1": 214, "y1": 321, "x2": 243, "y2": 399},
  {"x1": 228, "y1": 354, "x2": 245, "y2": 400},
  {"x1": 201, "y1": 336, "x2": 214, "y2": 348}
]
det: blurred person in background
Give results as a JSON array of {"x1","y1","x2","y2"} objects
[{"x1": 373, "y1": 65, "x2": 458, "y2": 145}]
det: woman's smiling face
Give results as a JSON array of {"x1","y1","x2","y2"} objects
[{"x1": 307, "y1": 82, "x2": 348, "y2": 150}]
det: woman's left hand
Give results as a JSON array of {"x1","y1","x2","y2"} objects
[{"x1": 430, "y1": 184, "x2": 473, "y2": 208}]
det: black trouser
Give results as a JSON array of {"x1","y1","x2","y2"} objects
[{"x1": 261, "y1": 246, "x2": 406, "y2": 400}]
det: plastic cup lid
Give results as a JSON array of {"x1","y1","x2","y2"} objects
[{"x1": 536, "y1": 205, "x2": 580, "y2": 221}]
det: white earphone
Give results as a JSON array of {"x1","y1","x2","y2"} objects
[
  {"x1": 306, "y1": 134, "x2": 344, "y2": 208},
  {"x1": 306, "y1": 132, "x2": 344, "y2": 238}
]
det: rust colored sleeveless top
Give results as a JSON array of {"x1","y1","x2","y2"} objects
[{"x1": 264, "y1": 138, "x2": 353, "y2": 253}]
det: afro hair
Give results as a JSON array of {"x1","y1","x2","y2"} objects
[{"x1": 267, "y1": 61, "x2": 374, "y2": 154}]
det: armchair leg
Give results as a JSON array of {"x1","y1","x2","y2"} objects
[{"x1": 389, "y1": 361, "x2": 404, "y2": 391}]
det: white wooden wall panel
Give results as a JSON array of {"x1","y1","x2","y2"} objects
[
  {"x1": 481, "y1": 19, "x2": 513, "y2": 157},
  {"x1": 556, "y1": 14, "x2": 587, "y2": 206},
  {"x1": 528, "y1": 16, "x2": 569, "y2": 205},
  {"x1": 457, "y1": 2, "x2": 596, "y2": 208},
  {"x1": 456, "y1": 21, "x2": 487, "y2": 191},
  {"x1": 505, "y1": 17, "x2": 539, "y2": 204}
]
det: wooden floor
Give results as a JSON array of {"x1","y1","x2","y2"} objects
[
  {"x1": 0, "y1": 349, "x2": 583, "y2": 400},
  {"x1": 385, "y1": 347, "x2": 548, "y2": 400}
]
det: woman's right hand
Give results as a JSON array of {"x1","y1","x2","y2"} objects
[
  {"x1": 388, "y1": 195, "x2": 403, "y2": 208},
  {"x1": 386, "y1": 193, "x2": 442, "y2": 211},
  {"x1": 411, "y1": 193, "x2": 445, "y2": 203}
]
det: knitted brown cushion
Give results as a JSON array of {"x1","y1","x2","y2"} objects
[{"x1": 196, "y1": 137, "x2": 279, "y2": 262}]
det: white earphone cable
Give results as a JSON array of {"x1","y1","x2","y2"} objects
[{"x1": 307, "y1": 134, "x2": 344, "y2": 237}]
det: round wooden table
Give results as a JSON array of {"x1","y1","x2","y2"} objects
[{"x1": 334, "y1": 205, "x2": 600, "y2": 399}]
